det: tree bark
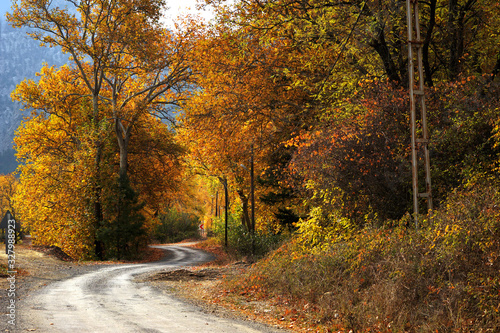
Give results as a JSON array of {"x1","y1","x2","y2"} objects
[
  {"x1": 93, "y1": 142, "x2": 104, "y2": 260},
  {"x1": 92, "y1": 91, "x2": 104, "y2": 260},
  {"x1": 237, "y1": 190, "x2": 252, "y2": 231},
  {"x1": 115, "y1": 118, "x2": 131, "y2": 179},
  {"x1": 423, "y1": 0, "x2": 437, "y2": 87},
  {"x1": 447, "y1": 0, "x2": 476, "y2": 80},
  {"x1": 369, "y1": 28, "x2": 401, "y2": 85},
  {"x1": 448, "y1": 0, "x2": 462, "y2": 80}
]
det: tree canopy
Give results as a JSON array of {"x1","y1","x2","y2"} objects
[
  {"x1": 9, "y1": 0, "x2": 192, "y2": 259},
  {"x1": 178, "y1": 0, "x2": 500, "y2": 229},
  {"x1": 6, "y1": 0, "x2": 500, "y2": 258}
]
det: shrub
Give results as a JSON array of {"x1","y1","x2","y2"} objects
[
  {"x1": 228, "y1": 180, "x2": 500, "y2": 332},
  {"x1": 153, "y1": 209, "x2": 201, "y2": 243},
  {"x1": 427, "y1": 181, "x2": 500, "y2": 329},
  {"x1": 211, "y1": 215, "x2": 286, "y2": 258}
]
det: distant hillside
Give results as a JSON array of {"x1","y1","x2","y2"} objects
[
  {"x1": 0, "y1": 15, "x2": 68, "y2": 172},
  {"x1": 0, "y1": 148, "x2": 16, "y2": 174}
]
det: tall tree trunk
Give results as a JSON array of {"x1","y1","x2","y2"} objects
[
  {"x1": 447, "y1": 0, "x2": 475, "y2": 80},
  {"x1": 423, "y1": 0, "x2": 437, "y2": 87},
  {"x1": 369, "y1": 27, "x2": 401, "y2": 85},
  {"x1": 115, "y1": 118, "x2": 131, "y2": 179},
  {"x1": 237, "y1": 190, "x2": 252, "y2": 231},
  {"x1": 93, "y1": 141, "x2": 104, "y2": 260},
  {"x1": 448, "y1": 0, "x2": 461, "y2": 80},
  {"x1": 92, "y1": 93, "x2": 104, "y2": 260}
]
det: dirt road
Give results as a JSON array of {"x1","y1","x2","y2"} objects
[{"x1": 17, "y1": 244, "x2": 285, "y2": 333}]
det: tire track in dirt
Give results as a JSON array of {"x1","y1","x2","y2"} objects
[{"x1": 19, "y1": 244, "x2": 285, "y2": 333}]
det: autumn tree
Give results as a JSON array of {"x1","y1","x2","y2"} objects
[
  {"x1": 0, "y1": 174, "x2": 17, "y2": 221},
  {"x1": 12, "y1": 65, "x2": 100, "y2": 258},
  {"x1": 191, "y1": 0, "x2": 500, "y2": 229},
  {"x1": 9, "y1": 0, "x2": 193, "y2": 259},
  {"x1": 177, "y1": 16, "x2": 312, "y2": 231},
  {"x1": 288, "y1": 83, "x2": 411, "y2": 223},
  {"x1": 8, "y1": 0, "x2": 194, "y2": 258},
  {"x1": 12, "y1": 61, "x2": 186, "y2": 259},
  {"x1": 222, "y1": 0, "x2": 500, "y2": 86}
]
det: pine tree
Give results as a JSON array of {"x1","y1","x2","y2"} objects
[{"x1": 98, "y1": 175, "x2": 146, "y2": 260}]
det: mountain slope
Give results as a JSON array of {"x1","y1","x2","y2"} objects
[{"x1": 0, "y1": 16, "x2": 68, "y2": 173}]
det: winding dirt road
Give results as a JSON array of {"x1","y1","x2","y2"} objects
[{"x1": 19, "y1": 244, "x2": 284, "y2": 333}]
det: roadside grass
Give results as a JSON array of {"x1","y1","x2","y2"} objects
[
  {"x1": 215, "y1": 182, "x2": 500, "y2": 332},
  {"x1": 0, "y1": 263, "x2": 8, "y2": 277}
]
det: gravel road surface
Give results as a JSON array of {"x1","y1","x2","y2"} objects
[{"x1": 16, "y1": 244, "x2": 285, "y2": 333}]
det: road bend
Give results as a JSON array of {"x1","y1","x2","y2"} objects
[{"x1": 20, "y1": 244, "x2": 285, "y2": 333}]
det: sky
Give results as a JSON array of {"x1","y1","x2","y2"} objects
[
  {"x1": 162, "y1": 0, "x2": 216, "y2": 28},
  {"x1": 0, "y1": 1, "x2": 11, "y2": 15}
]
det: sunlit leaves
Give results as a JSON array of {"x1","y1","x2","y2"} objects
[
  {"x1": 9, "y1": 0, "x2": 193, "y2": 259},
  {"x1": 13, "y1": 110, "x2": 98, "y2": 259},
  {"x1": 0, "y1": 174, "x2": 18, "y2": 221},
  {"x1": 12, "y1": 63, "x2": 186, "y2": 259},
  {"x1": 177, "y1": 18, "x2": 310, "y2": 230}
]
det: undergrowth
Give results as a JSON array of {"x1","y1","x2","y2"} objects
[
  {"x1": 0, "y1": 263, "x2": 8, "y2": 277},
  {"x1": 226, "y1": 181, "x2": 500, "y2": 332},
  {"x1": 211, "y1": 215, "x2": 287, "y2": 259},
  {"x1": 153, "y1": 209, "x2": 201, "y2": 244}
]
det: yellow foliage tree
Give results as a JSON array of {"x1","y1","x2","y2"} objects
[
  {"x1": 0, "y1": 174, "x2": 17, "y2": 221},
  {"x1": 8, "y1": 0, "x2": 193, "y2": 259},
  {"x1": 12, "y1": 63, "x2": 185, "y2": 259},
  {"x1": 8, "y1": 0, "x2": 194, "y2": 259}
]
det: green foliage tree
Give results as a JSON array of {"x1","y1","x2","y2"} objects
[
  {"x1": 153, "y1": 208, "x2": 200, "y2": 244},
  {"x1": 98, "y1": 175, "x2": 146, "y2": 260}
]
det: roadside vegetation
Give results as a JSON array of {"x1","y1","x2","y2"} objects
[
  {"x1": 217, "y1": 180, "x2": 500, "y2": 332},
  {"x1": 153, "y1": 209, "x2": 202, "y2": 244},
  {"x1": 210, "y1": 214, "x2": 287, "y2": 258}
]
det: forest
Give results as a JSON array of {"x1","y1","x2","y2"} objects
[{"x1": 1, "y1": 0, "x2": 500, "y2": 331}]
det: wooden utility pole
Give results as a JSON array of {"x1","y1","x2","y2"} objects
[
  {"x1": 214, "y1": 191, "x2": 219, "y2": 217},
  {"x1": 406, "y1": 0, "x2": 433, "y2": 227},
  {"x1": 250, "y1": 143, "x2": 256, "y2": 254}
]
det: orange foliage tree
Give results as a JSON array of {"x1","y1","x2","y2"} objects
[
  {"x1": 177, "y1": 16, "x2": 311, "y2": 231},
  {"x1": 190, "y1": 0, "x2": 500, "y2": 230}
]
